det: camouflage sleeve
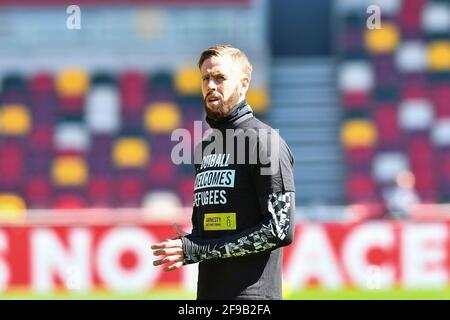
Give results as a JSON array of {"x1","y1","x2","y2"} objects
[{"x1": 181, "y1": 191, "x2": 295, "y2": 265}]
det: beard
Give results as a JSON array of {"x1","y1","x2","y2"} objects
[{"x1": 203, "y1": 86, "x2": 241, "y2": 121}]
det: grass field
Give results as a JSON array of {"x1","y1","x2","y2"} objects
[{"x1": 1, "y1": 289, "x2": 449, "y2": 300}]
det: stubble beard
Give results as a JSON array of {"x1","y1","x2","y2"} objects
[{"x1": 204, "y1": 86, "x2": 241, "y2": 121}]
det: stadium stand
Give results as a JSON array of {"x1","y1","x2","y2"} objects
[{"x1": 337, "y1": 0, "x2": 450, "y2": 216}]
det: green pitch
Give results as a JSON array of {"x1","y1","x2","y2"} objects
[{"x1": 1, "y1": 289, "x2": 450, "y2": 300}]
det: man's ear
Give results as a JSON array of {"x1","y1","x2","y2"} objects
[{"x1": 241, "y1": 76, "x2": 250, "y2": 96}]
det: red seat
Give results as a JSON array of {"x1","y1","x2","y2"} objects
[
  {"x1": 0, "y1": 143, "x2": 24, "y2": 187},
  {"x1": 53, "y1": 194, "x2": 86, "y2": 209},
  {"x1": 147, "y1": 156, "x2": 176, "y2": 188},
  {"x1": 119, "y1": 70, "x2": 147, "y2": 113},
  {"x1": 116, "y1": 175, "x2": 145, "y2": 207},
  {"x1": 341, "y1": 91, "x2": 372, "y2": 110},
  {"x1": 373, "y1": 105, "x2": 400, "y2": 146},
  {"x1": 25, "y1": 177, "x2": 52, "y2": 208},
  {"x1": 347, "y1": 173, "x2": 377, "y2": 203},
  {"x1": 431, "y1": 84, "x2": 450, "y2": 118},
  {"x1": 30, "y1": 125, "x2": 53, "y2": 151},
  {"x1": 87, "y1": 176, "x2": 113, "y2": 205},
  {"x1": 345, "y1": 147, "x2": 374, "y2": 169},
  {"x1": 29, "y1": 72, "x2": 54, "y2": 96},
  {"x1": 399, "y1": 0, "x2": 426, "y2": 36},
  {"x1": 177, "y1": 176, "x2": 194, "y2": 206},
  {"x1": 59, "y1": 96, "x2": 85, "y2": 114}
]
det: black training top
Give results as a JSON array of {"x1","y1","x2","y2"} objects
[{"x1": 181, "y1": 99, "x2": 296, "y2": 300}]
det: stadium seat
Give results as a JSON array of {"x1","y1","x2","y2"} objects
[
  {"x1": 341, "y1": 91, "x2": 372, "y2": 110},
  {"x1": 86, "y1": 85, "x2": 121, "y2": 134},
  {"x1": 398, "y1": 99, "x2": 434, "y2": 132},
  {"x1": 144, "y1": 101, "x2": 181, "y2": 133},
  {"x1": 56, "y1": 68, "x2": 89, "y2": 97},
  {"x1": 246, "y1": 88, "x2": 269, "y2": 113},
  {"x1": 373, "y1": 152, "x2": 410, "y2": 183},
  {"x1": 365, "y1": 22, "x2": 400, "y2": 54},
  {"x1": 25, "y1": 177, "x2": 52, "y2": 208},
  {"x1": 52, "y1": 155, "x2": 88, "y2": 187},
  {"x1": 147, "y1": 156, "x2": 177, "y2": 188},
  {"x1": 177, "y1": 176, "x2": 195, "y2": 206},
  {"x1": 346, "y1": 173, "x2": 377, "y2": 203},
  {"x1": 116, "y1": 174, "x2": 145, "y2": 207},
  {"x1": 0, "y1": 193, "x2": 27, "y2": 221},
  {"x1": 119, "y1": 70, "x2": 147, "y2": 113},
  {"x1": 373, "y1": 105, "x2": 400, "y2": 146},
  {"x1": 53, "y1": 194, "x2": 86, "y2": 209},
  {"x1": 422, "y1": 2, "x2": 450, "y2": 35},
  {"x1": 87, "y1": 176, "x2": 113, "y2": 205},
  {"x1": 341, "y1": 119, "x2": 377, "y2": 148},
  {"x1": 395, "y1": 41, "x2": 427, "y2": 73},
  {"x1": 428, "y1": 41, "x2": 450, "y2": 71},
  {"x1": 338, "y1": 61, "x2": 374, "y2": 92},
  {"x1": 0, "y1": 104, "x2": 31, "y2": 135},
  {"x1": 30, "y1": 125, "x2": 53, "y2": 151},
  {"x1": 0, "y1": 143, "x2": 24, "y2": 187},
  {"x1": 400, "y1": 0, "x2": 426, "y2": 36},
  {"x1": 29, "y1": 72, "x2": 54, "y2": 96},
  {"x1": 59, "y1": 96, "x2": 85, "y2": 114},
  {"x1": 142, "y1": 190, "x2": 182, "y2": 219},
  {"x1": 344, "y1": 146, "x2": 374, "y2": 170},
  {"x1": 174, "y1": 66, "x2": 202, "y2": 95},
  {"x1": 431, "y1": 119, "x2": 450, "y2": 146},
  {"x1": 431, "y1": 84, "x2": 450, "y2": 118},
  {"x1": 54, "y1": 122, "x2": 90, "y2": 152},
  {"x1": 150, "y1": 70, "x2": 174, "y2": 94},
  {"x1": 113, "y1": 137, "x2": 149, "y2": 168}
]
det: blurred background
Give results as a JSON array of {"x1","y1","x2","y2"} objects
[{"x1": 0, "y1": 0, "x2": 449, "y2": 299}]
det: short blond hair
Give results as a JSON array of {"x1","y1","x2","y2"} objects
[{"x1": 198, "y1": 44, "x2": 253, "y2": 80}]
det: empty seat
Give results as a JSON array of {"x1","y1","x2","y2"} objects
[
  {"x1": 144, "y1": 102, "x2": 181, "y2": 133},
  {"x1": 373, "y1": 152, "x2": 409, "y2": 183},
  {"x1": 246, "y1": 88, "x2": 269, "y2": 114},
  {"x1": 398, "y1": 99, "x2": 434, "y2": 131},
  {"x1": 119, "y1": 70, "x2": 147, "y2": 113},
  {"x1": 0, "y1": 104, "x2": 31, "y2": 135},
  {"x1": 341, "y1": 119, "x2": 377, "y2": 148},
  {"x1": 422, "y1": 2, "x2": 450, "y2": 35},
  {"x1": 116, "y1": 175, "x2": 145, "y2": 207},
  {"x1": 365, "y1": 22, "x2": 400, "y2": 54},
  {"x1": 428, "y1": 41, "x2": 450, "y2": 71},
  {"x1": 52, "y1": 155, "x2": 88, "y2": 187},
  {"x1": 85, "y1": 85, "x2": 121, "y2": 134},
  {"x1": 431, "y1": 119, "x2": 450, "y2": 146},
  {"x1": 113, "y1": 137, "x2": 150, "y2": 168},
  {"x1": 338, "y1": 61, "x2": 374, "y2": 92},
  {"x1": 54, "y1": 122, "x2": 90, "y2": 152},
  {"x1": 53, "y1": 194, "x2": 86, "y2": 209},
  {"x1": 395, "y1": 41, "x2": 427, "y2": 73},
  {"x1": 0, "y1": 143, "x2": 24, "y2": 187},
  {"x1": 174, "y1": 66, "x2": 201, "y2": 95},
  {"x1": 87, "y1": 176, "x2": 112, "y2": 205},
  {"x1": 373, "y1": 104, "x2": 400, "y2": 146},
  {"x1": 25, "y1": 177, "x2": 52, "y2": 208},
  {"x1": 56, "y1": 68, "x2": 89, "y2": 97},
  {"x1": 346, "y1": 173, "x2": 377, "y2": 203},
  {"x1": 0, "y1": 193, "x2": 26, "y2": 221},
  {"x1": 29, "y1": 72, "x2": 54, "y2": 96}
]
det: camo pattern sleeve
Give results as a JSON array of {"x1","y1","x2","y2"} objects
[{"x1": 181, "y1": 191, "x2": 295, "y2": 265}]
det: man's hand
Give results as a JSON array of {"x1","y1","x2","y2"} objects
[{"x1": 150, "y1": 224, "x2": 187, "y2": 272}]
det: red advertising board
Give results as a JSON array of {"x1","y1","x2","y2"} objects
[{"x1": 0, "y1": 221, "x2": 448, "y2": 292}]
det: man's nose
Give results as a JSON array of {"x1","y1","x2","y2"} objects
[{"x1": 207, "y1": 79, "x2": 217, "y2": 91}]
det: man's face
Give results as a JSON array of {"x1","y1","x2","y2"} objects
[{"x1": 200, "y1": 55, "x2": 248, "y2": 120}]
